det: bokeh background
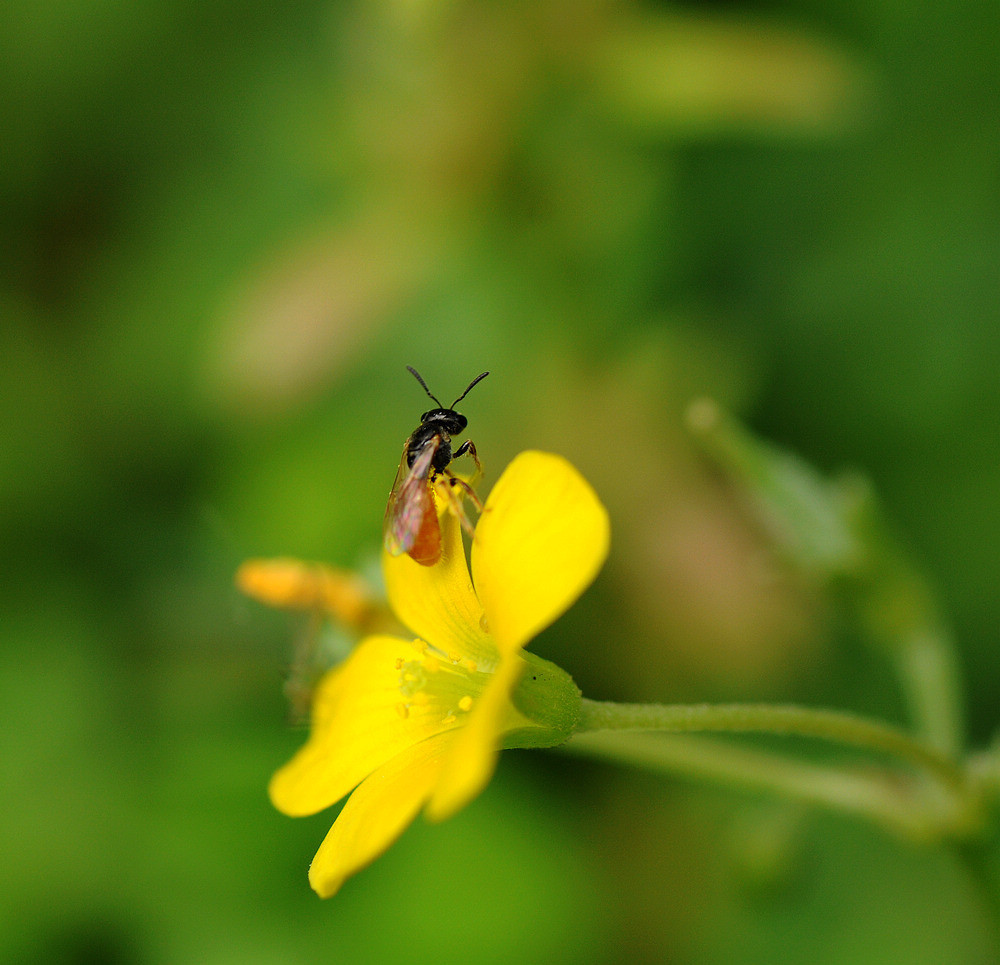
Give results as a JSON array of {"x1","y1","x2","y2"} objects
[{"x1": 4, "y1": 0, "x2": 999, "y2": 962}]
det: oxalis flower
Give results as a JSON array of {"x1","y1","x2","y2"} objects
[{"x1": 268, "y1": 450, "x2": 609, "y2": 897}]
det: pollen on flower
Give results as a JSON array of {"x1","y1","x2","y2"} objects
[
  {"x1": 395, "y1": 658, "x2": 404, "y2": 670},
  {"x1": 423, "y1": 654, "x2": 441, "y2": 674},
  {"x1": 397, "y1": 660, "x2": 427, "y2": 698},
  {"x1": 396, "y1": 702, "x2": 409, "y2": 719},
  {"x1": 458, "y1": 695, "x2": 474, "y2": 712},
  {"x1": 464, "y1": 659, "x2": 478, "y2": 673}
]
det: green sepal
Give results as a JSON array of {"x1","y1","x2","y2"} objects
[{"x1": 501, "y1": 651, "x2": 582, "y2": 749}]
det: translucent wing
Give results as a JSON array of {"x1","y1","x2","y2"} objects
[
  {"x1": 405, "y1": 497, "x2": 442, "y2": 566},
  {"x1": 383, "y1": 438, "x2": 441, "y2": 563}
]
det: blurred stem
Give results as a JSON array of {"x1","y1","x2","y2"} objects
[
  {"x1": 573, "y1": 699, "x2": 981, "y2": 835},
  {"x1": 686, "y1": 400, "x2": 966, "y2": 758},
  {"x1": 848, "y1": 507, "x2": 966, "y2": 757},
  {"x1": 890, "y1": 620, "x2": 964, "y2": 757},
  {"x1": 561, "y1": 731, "x2": 944, "y2": 840}
]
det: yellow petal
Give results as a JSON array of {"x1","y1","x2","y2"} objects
[
  {"x1": 471, "y1": 451, "x2": 610, "y2": 654},
  {"x1": 269, "y1": 635, "x2": 457, "y2": 816},
  {"x1": 308, "y1": 733, "x2": 452, "y2": 898},
  {"x1": 382, "y1": 488, "x2": 496, "y2": 667},
  {"x1": 425, "y1": 655, "x2": 525, "y2": 821}
]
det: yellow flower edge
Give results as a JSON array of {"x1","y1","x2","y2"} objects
[{"x1": 269, "y1": 450, "x2": 609, "y2": 897}]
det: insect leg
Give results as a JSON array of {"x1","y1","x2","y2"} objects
[
  {"x1": 447, "y1": 473, "x2": 483, "y2": 510},
  {"x1": 439, "y1": 471, "x2": 481, "y2": 535},
  {"x1": 453, "y1": 438, "x2": 483, "y2": 480}
]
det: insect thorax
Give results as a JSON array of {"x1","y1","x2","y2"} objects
[{"x1": 406, "y1": 424, "x2": 453, "y2": 471}]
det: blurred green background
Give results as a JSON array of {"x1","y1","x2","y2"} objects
[{"x1": 3, "y1": 0, "x2": 998, "y2": 962}]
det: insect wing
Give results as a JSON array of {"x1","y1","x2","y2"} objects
[
  {"x1": 406, "y1": 493, "x2": 442, "y2": 565},
  {"x1": 383, "y1": 439, "x2": 438, "y2": 557}
]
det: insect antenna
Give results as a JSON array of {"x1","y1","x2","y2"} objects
[
  {"x1": 450, "y1": 371, "x2": 489, "y2": 408},
  {"x1": 406, "y1": 366, "x2": 443, "y2": 407}
]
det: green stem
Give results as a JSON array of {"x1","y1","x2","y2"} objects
[
  {"x1": 854, "y1": 546, "x2": 966, "y2": 757},
  {"x1": 577, "y1": 699, "x2": 967, "y2": 792},
  {"x1": 894, "y1": 623, "x2": 964, "y2": 757},
  {"x1": 686, "y1": 402, "x2": 967, "y2": 759},
  {"x1": 573, "y1": 699, "x2": 985, "y2": 838},
  {"x1": 560, "y1": 731, "x2": 943, "y2": 840}
]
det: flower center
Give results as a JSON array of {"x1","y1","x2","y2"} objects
[{"x1": 394, "y1": 643, "x2": 490, "y2": 723}]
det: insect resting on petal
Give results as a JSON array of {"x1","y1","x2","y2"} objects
[
  {"x1": 268, "y1": 450, "x2": 609, "y2": 898},
  {"x1": 383, "y1": 366, "x2": 489, "y2": 566}
]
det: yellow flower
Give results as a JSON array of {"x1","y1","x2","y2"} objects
[{"x1": 268, "y1": 450, "x2": 609, "y2": 897}]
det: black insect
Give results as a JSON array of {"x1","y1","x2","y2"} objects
[{"x1": 383, "y1": 366, "x2": 489, "y2": 565}]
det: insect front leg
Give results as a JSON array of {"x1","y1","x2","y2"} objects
[
  {"x1": 453, "y1": 439, "x2": 482, "y2": 481},
  {"x1": 437, "y1": 469, "x2": 483, "y2": 538}
]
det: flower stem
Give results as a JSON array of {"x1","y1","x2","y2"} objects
[
  {"x1": 573, "y1": 699, "x2": 981, "y2": 835},
  {"x1": 685, "y1": 402, "x2": 967, "y2": 757},
  {"x1": 560, "y1": 731, "x2": 942, "y2": 839},
  {"x1": 852, "y1": 551, "x2": 966, "y2": 758},
  {"x1": 578, "y1": 701, "x2": 961, "y2": 785}
]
